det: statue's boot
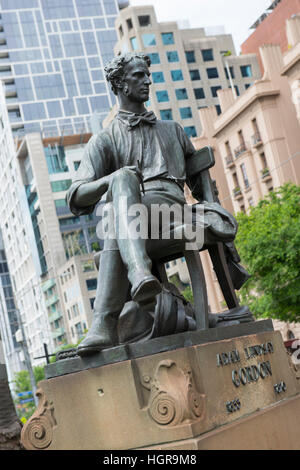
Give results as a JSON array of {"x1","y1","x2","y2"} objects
[
  {"x1": 110, "y1": 168, "x2": 162, "y2": 303},
  {"x1": 76, "y1": 249, "x2": 129, "y2": 357}
]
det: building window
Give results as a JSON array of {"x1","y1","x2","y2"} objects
[
  {"x1": 215, "y1": 105, "x2": 221, "y2": 115},
  {"x1": 193, "y1": 88, "x2": 205, "y2": 99},
  {"x1": 86, "y1": 278, "x2": 97, "y2": 291},
  {"x1": 152, "y1": 71, "x2": 165, "y2": 83},
  {"x1": 234, "y1": 85, "x2": 240, "y2": 96},
  {"x1": 142, "y1": 33, "x2": 156, "y2": 47},
  {"x1": 175, "y1": 88, "x2": 188, "y2": 100},
  {"x1": 245, "y1": 83, "x2": 251, "y2": 90},
  {"x1": 206, "y1": 67, "x2": 219, "y2": 79},
  {"x1": 148, "y1": 52, "x2": 160, "y2": 64},
  {"x1": 201, "y1": 48, "x2": 214, "y2": 61},
  {"x1": 166, "y1": 51, "x2": 179, "y2": 62},
  {"x1": 138, "y1": 15, "x2": 151, "y2": 27},
  {"x1": 240, "y1": 163, "x2": 249, "y2": 189},
  {"x1": 161, "y1": 32, "x2": 175, "y2": 45},
  {"x1": 81, "y1": 260, "x2": 95, "y2": 272},
  {"x1": 156, "y1": 90, "x2": 169, "y2": 102},
  {"x1": 51, "y1": 179, "x2": 72, "y2": 192},
  {"x1": 240, "y1": 65, "x2": 252, "y2": 77},
  {"x1": 211, "y1": 86, "x2": 222, "y2": 97},
  {"x1": 160, "y1": 109, "x2": 173, "y2": 120},
  {"x1": 126, "y1": 18, "x2": 133, "y2": 30},
  {"x1": 130, "y1": 36, "x2": 138, "y2": 50},
  {"x1": 184, "y1": 126, "x2": 197, "y2": 138},
  {"x1": 185, "y1": 50, "x2": 196, "y2": 63},
  {"x1": 44, "y1": 144, "x2": 68, "y2": 174},
  {"x1": 179, "y1": 107, "x2": 192, "y2": 119},
  {"x1": 54, "y1": 199, "x2": 67, "y2": 208},
  {"x1": 224, "y1": 66, "x2": 235, "y2": 79},
  {"x1": 118, "y1": 25, "x2": 123, "y2": 37},
  {"x1": 59, "y1": 216, "x2": 80, "y2": 226},
  {"x1": 171, "y1": 69, "x2": 183, "y2": 81},
  {"x1": 189, "y1": 69, "x2": 200, "y2": 81}
]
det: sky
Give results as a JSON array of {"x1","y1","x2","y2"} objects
[{"x1": 129, "y1": 0, "x2": 272, "y2": 53}]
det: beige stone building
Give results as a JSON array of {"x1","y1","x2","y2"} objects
[
  {"x1": 112, "y1": 4, "x2": 261, "y2": 137},
  {"x1": 282, "y1": 14, "x2": 300, "y2": 124}
]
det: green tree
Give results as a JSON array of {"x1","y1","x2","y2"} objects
[
  {"x1": 13, "y1": 366, "x2": 45, "y2": 421},
  {"x1": 235, "y1": 183, "x2": 300, "y2": 322}
]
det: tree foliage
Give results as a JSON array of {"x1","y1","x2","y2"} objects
[
  {"x1": 13, "y1": 366, "x2": 45, "y2": 421},
  {"x1": 235, "y1": 183, "x2": 300, "y2": 322}
]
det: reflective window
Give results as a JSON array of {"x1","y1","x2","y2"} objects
[
  {"x1": 41, "y1": 0, "x2": 75, "y2": 20},
  {"x1": 33, "y1": 74, "x2": 65, "y2": 99},
  {"x1": 201, "y1": 49, "x2": 214, "y2": 61},
  {"x1": 83, "y1": 32, "x2": 98, "y2": 55},
  {"x1": 75, "y1": 0, "x2": 103, "y2": 16},
  {"x1": 89, "y1": 95, "x2": 110, "y2": 111},
  {"x1": 160, "y1": 109, "x2": 173, "y2": 120},
  {"x1": 59, "y1": 20, "x2": 71, "y2": 31},
  {"x1": 189, "y1": 69, "x2": 200, "y2": 81},
  {"x1": 206, "y1": 67, "x2": 219, "y2": 79},
  {"x1": 96, "y1": 29, "x2": 117, "y2": 63},
  {"x1": 91, "y1": 69, "x2": 103, "y2": 80},
  {"x1": 148, "y1": 53, "x2": 160, "y2": 64},
  {"x1": 23, "y1": 102, "x2": 46, "y2": 120},
  {"x1": 194, "y1": 88, "x2": 205, "y2": 99},
  {"x1": 152, "y1": 72, "x2": 165, "y2": 83},
  {"x1": 76, "y1": 98, "x2": 90, "y2": 114},
  {"x1": 45, "y1": 145, "x2": 68, "y2": 173},
  {"x1": 184, "y1": 126, "x2": 197, "y2": 138},
  {"x1": 215, "y1": 105, "x2": 221, "y2": 115},
  {"x1": 89, "y1": 57, "x2": 101, "y2": 68},
  {"x1": 15, "y1": 77, "x2": 34, "y2": 101},
  {"x1": 171, "y1": 70, "x2": 183, "y2": 81},
  {"x1": 156, "y1": 90, "x2": 169, "y2": 102},
  {"x1": 166, "y1": 51, "x2": 179, "y2": 63},
  {"x1": 94, "y1": 18, "x2": 106, "y2": 29},
  {"x1": 94, "y1": 82, "x2": 106, "y2": 94},
  {"x1": 142, "y1": 33, "x2": 156, "y2": 47},
  {"x1": 49, "y1": 34, "x2": 64, "y2": 58},
  {"x1": 59, "y1": 216, "x2": 80, "y2": 226},
  {"x1": 179, "y1": 107, "x2": 192, "y2": 119},
  {"x1": 62, "y1": 99, "x2": 76, "y2": 116},
  {"x1": 80, "y1": 19, "x2": 92, "y2": 29},
  {"x1": 75, "y1": 59, "x2": 93, "y2": 95},
  {"x1": 185, "y1": 51, "x2": 196, "y2": 63},
  {"x1": 62, "y1": 33, "x2": 84, "y2": 57},
  {"x1": 20, "y1": 10, "x2": 39, "y2": 48},
  {"x1": 161, "y1": 32, "x2": 175, "y2": 45},
  {"x1": 51, "y1": 179, "x2": 72, "y2": 192},
  {"x1": 30, "y1": 63, "x2": 45, "y2": 74},
  {"x1": 103, "y1": 0, "x2": 117, "y2": 14},
  {"x1": 55, "y1": 199, "x2": 68, "y2": 208},
  {"x1": 175, "y1": 88, "x2": 188, "y2": 100},
  {"x1": 47, "y1": 101, "x2": 62, "y2": 118},
  {"x1": 211, "y1": 86, "x2": 222, "y2": 97},
  {"x1": 14, "y1": 64, "x2": 28, "y2": 75},
  {"x1": 240, "y1": 65, "x2": 252, "y2": 77}
]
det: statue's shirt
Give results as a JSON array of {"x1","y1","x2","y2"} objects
[{"x1": 67, "y1": 110, "x2": 196, "y2": 215}]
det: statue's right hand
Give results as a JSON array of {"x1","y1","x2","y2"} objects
[{"x1": 100, "y1": 166, "x2": 138, "y2": 191}]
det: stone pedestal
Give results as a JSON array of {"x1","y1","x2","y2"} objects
[{"x1": 21, "y1": 320, "x2": 300, "y2": 450}]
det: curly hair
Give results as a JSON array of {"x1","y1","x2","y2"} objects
[{"x1": 104, "y1": 52, "x2": 151, "y2": 95}]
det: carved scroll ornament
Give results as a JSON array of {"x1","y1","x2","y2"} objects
[
  {"x1": 21, "y1": 388, "x2": 57, "y2": 450},
  {"x1": 142, "y1": 360, "x2": 205, "y2": 427}
]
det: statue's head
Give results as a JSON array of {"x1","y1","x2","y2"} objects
[{"x1": 104, "y1": 52, "x2": 152, "y2": 103}]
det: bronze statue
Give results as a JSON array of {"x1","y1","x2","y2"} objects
[{"x1": 67, "y1": 52, "x2": 249, "y2": 357}]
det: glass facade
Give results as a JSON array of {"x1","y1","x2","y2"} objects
[
  {"x1": 190, "y1": 69, "x2": 200, "y2": 81},
  {"x1": 160, "y1": 109, "x2": 173, "y2": 120},
  {"x1": 194, "y1": 88, "x2": 205, "y2": 99},
  {"x1": 185, "y1": 50, "x2": 195, "y2": 63},
  {"x1": 142, "y1": 33, "x2": 156, "y2": 47},
  {"x1": 179, "y1": 107, "x2": 192, "y2": 119},
  {"x1": 175, "y1": 88, "x2": 188, "y2": 100},
  {"x1": 0, "y1": 0, "x2": 120, "y2": 137},
  {"x1": 148, "y1": 52, "x2": 160, "y2": 64},
  {"x1": 206, "y1": 67, "x2": 219, "y2": 79},
  {"x1": 201, "y1": 49, "x2": 214, "y2": 61}
]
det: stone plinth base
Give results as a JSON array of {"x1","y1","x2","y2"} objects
[{"x1": 21, "y1": 320, "x2": 300, "y2": 450}]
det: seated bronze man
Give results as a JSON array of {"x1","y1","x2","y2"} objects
[{"x1": 66, "y1": 52, "x2": 239, "y2": 356}]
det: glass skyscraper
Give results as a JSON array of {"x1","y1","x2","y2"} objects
[{"x1": 0, "y1": 0, "x2": 127, "y2": 137}]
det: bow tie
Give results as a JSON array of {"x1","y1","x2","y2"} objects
[{"x1": 127, "y1": 111, "x2": 157, "y2": 130}]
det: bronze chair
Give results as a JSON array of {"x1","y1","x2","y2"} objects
[{"x1": 146, "y1": 146, "x2": 241, "y2": 331}]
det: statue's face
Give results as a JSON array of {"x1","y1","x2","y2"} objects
[{"x1": 122, "y1": 59, "x2": 151, "y2": 103}]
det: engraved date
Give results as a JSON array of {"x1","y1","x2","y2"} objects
[
  {"x1": 226, "y1": 398, "x2": 241, "y2": 413},
  {"x1": 274, "y1": 381, "x2": 287, "y2": 394}
]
